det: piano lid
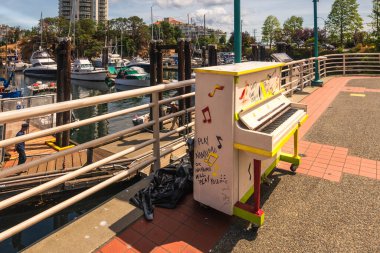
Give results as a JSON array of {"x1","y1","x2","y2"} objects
[
  {"x1": 238, "y1": 93, "x2": 291, "y2": 131},
  {"x1": 194, "y1": 62, "x2": 285, "y2": 76}
]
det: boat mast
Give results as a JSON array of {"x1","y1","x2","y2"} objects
[
  {"x1": 40, "y1": 12, "x2": 43, "y2": 50},
  {"x1": 120, "y1": 31, "x2": 123, "y2": 59}
]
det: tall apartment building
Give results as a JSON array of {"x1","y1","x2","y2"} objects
[{"x1": 59, "y1": 0, "x2": 108, "y2": 22}]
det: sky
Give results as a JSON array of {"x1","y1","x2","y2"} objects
[{"x1": 0, "y1": 0, "x2": 373, "y2": 40}]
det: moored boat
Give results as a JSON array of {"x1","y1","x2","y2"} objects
[
  {"x1": 23, "y1": 50, "x2": 57, "y2": 79},
  {"x1": 115, "y1": 65, "x2": 150, "y2": 90},
  {"x1": 71, "y1": 59, "x2": 108, "y2": 81}
]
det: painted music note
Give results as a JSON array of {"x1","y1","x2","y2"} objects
[
  {"x1": 248, "y1": 163, "x2": 252, "y2": 180},
  {"x1": 201, "y1": 106, "x2": 212, "y2": 123},
  {"x1": 216, "y1": 136, "x2": 223, "y2": 149},
  {"x1": 208, "y1": 84, "x2": 225, "y2": 97},
  {"x1": 212, "y1": 163, "x2": 220, "y2": 177},
  {"x1": 204, "y1": 152, "x2": 218, "y2": 167}
]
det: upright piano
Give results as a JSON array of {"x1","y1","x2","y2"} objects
[{"x1": 194, "y1": 62, "x2": 307, "y2": 226}]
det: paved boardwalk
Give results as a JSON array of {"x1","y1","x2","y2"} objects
[{"x1": 41, "y1": 77, "x2": 380, "y2": 253}]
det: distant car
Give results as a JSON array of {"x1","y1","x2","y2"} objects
[{"x1": 322, "y1": 44, "x2": 335, "y2": 50}]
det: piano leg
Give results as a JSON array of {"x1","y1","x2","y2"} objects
[
  {"x1": 294, "y1": 129, "x2": 299, "y2": 158},
  {"x1": 233, "y1": 159, "x2": 265, "y2": 227},
  {"x1": 253, "y1": 159, "x2": 262, "y2": 214},
  {"x1": 279, "y1": 127, "x2": 301, "y2": 171}
]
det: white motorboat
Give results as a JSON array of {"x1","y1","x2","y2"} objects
[
  {"x1": 115, "y1": 64, "x2": 150, "y2": 90},
  {"x1": 7, "y1": 61, "x2": 31, "y2": 72},
  {"x1": 23, "y1": 50, "x2": 57, "y2": 78},
  {"x1": 71, "y1": 59, "x2": 108, "y2": 81}
]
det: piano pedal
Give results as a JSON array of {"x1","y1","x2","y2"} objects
[
  {"x1": 290, "y1": 164, "x2": 298, "y2": 172},
  {"x1": 263, "y1": 177, "x2": 274, "y2": 186}
]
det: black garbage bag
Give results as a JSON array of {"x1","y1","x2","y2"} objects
[{"x1": 130, "y1": 159, "x2": 193, "y2": 221}]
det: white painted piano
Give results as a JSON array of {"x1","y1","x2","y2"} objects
[{"x1": 194, "y1": 62, "x2": 307, "y2": 226}]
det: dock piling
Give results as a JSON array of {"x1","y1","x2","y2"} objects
[{"x1": 56, "y1": 38, "x2": 72, "y2": 148}]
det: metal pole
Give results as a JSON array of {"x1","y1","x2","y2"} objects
[
  {"x1": 312, "y1": 0, "x2": 323, "y2": 86},
  {"x1": 234, "y1": 0, "x2": 242, "y2": 63},
  {"x1": 151, "y1": 6, "x2": 154, "y2": 40}
]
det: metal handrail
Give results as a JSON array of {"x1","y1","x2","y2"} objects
[{"x1": 0, "y1": 53, "x2": 379, "y2": 242}]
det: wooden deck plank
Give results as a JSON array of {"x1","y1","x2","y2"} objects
[
  {"x1": 64, "y1": 154, "x2": 73, "y2": 169},
  {"x1": 55, "y1": 155, "x2": 64, "y2": 171},
  {"x1": 72, "y1": 152, "x2": 82, "y2": 168},
  {"x1": 2, "y1": 159, "x2": 16, "y2": 169},
  {"x1": 79, "y1": 151, "x2": 87, "y2": 166},
  {"x1": 26, "y1": 156, "x2": 39, "y2": 175},
  {"x1": 46, "y1": 159, "x2": 57, "y2": 172},
  {"x1": 36, "y1": 159, "x2": 48, "y2": 174}
]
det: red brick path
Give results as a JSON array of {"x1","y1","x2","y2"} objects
[{"x1": 96, "y1": 77, "x2": 380, "y2": 253}]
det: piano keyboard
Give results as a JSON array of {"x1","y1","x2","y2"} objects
[{"x1": 257, "y1": 108, "x2": 299, "y2": 134}]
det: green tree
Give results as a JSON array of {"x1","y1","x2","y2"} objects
[
  {"x1": 370, "y1": 0, "x2": 380, "y2": 40},
  {"x1": 219, "y1": 34, "x2": 226, "y2": 44},
  {"x1": 326, "y1": 0, "x2": 363, "y2": 47},
  {"x1": 283, "y1": 16, "x2": 303, "y2": 43},
  {"x1": 262, "y1": 15, "x2": 281, "y2": 49},
  {"x1": 127, "y1": 16, "x2": 150, "y2": 56}
]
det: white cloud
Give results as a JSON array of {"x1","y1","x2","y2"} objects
[
  {"x1": 154, "y1": 0, "x2": 230, "y2": 8},
  {"x1": 193, "y1": 7, "x2": 233, "y2": 30},
  {"x1": 154, "y1": 0, "x2": 196, "y2": 8}
]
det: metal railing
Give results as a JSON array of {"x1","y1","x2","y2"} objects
[
  {"x1": 0, "y1": 53, "x2": 379, "y2": 242},
  {"x1": 0, "y1": 79, "x2": 195, "y2": 241},
  {"x1": 279, "y1": 53, "x2": 380, "y2": 95}
]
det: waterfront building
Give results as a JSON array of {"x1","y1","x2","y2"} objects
[
  {"x1": 59, "y1": 0, "x2": 108, "y2": 22},
  {"x1": 0, "y1": 24, "x2": 10, "y2": 42},
  {"x1": 154, "y1": 17, "x2": 227, "y2": 41}
]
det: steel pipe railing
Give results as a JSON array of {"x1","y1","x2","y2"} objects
[{"x1": 0, "y1": 53, "x2": 379, "y2": 243}]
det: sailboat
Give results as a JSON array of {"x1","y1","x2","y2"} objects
[{"x1": 23, "y1": 12, "x2": 57, "y2": 78}]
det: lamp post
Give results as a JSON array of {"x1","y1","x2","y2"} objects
[
  {"x1": 234, "y1": 0, "x2": 241, "y2": 63},
  {"x1": 312, "y1": 0, "x2": 323, "y2": 86}
]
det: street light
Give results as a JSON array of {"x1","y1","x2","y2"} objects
[
  {"x1": 234, "y1": 0, "x2": 241, "y2": 63},
  {"x1": 312, "y1": 0, "x2": 323, "y2": 86}
]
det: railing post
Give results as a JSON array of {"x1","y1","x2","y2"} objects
[
  {"x1": 343, "y1": 54, "x2": 346, "y2": 75},
  {"x1": 300, "y1": 62, "x2": 304, "y2": 91},
  {"x1": 289, "y1": 64, "x2": 293, "y2": 96},
  {"x1": 156, "y1": 40, "x2": 164, "y2": 130},
  {"x1": 152, "y1": 91, "x2": 161, "y2": 171}
]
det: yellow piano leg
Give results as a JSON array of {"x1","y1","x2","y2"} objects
[{"x1": 280, "y1": 128, "x2": 301, "y2": 171}]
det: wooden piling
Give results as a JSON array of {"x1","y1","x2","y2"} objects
[
  {"x1": 149, "y1": 41, "x2": 157, "y2": 126},
  {"x1": 184, "y1": 39, "x2": 192, "y2": 133},
  {"x1": 102, "y1": 47, "x2": 108, "y2": 70},
  {"x1": 56, "y1": 38, "x2": 72, "y2": 147},
  {"x1": 177, "y1": 39, "x2": 185, "y2": 131},
  {"x1": 201, "y1": 46, "x2": 206, "y2": 67},
  {"x1": 208, "y1": 44, "x2": 217, "y2": 66},
  {"x1": 252, "y1": 44, "x2": 259, "y2": 61}
]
